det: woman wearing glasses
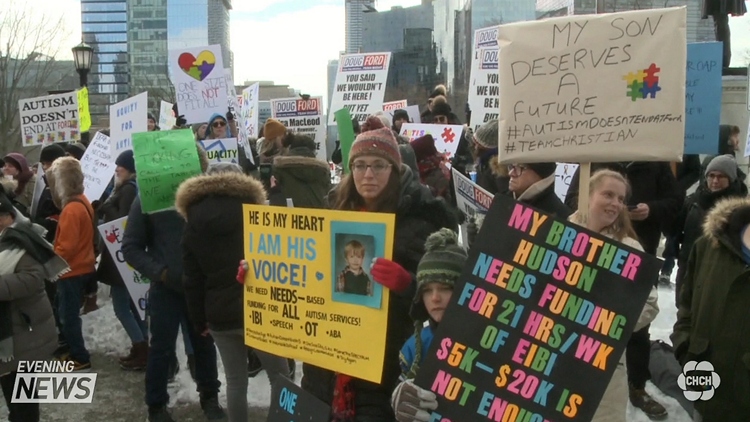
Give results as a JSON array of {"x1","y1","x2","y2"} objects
[
  {"x1": 205, "y1": 113, "x2": 232, "y2": 139},
  {"x1": 508, "y1": 162, "x2": 571, "y2": 218},
  {"x1": 302, "y1": 115, "x2": 458, "y2": 422}
]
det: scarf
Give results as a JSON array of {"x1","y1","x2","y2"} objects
[
  {"x1": 0, "y1": 248, "x2": 25, "y2": 362},
  {"x1": 0, "y1": 223, "x2": 69, "y2": 281}
]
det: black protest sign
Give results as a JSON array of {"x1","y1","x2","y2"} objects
[
  {"x1": 267, "y1": 377, "x2": 330, "y2": 422},
  {"x1": 414, "y1": 195, "x2": 659, "y2": 422}
]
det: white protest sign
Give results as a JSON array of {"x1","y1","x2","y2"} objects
[
  {"x1": 383, "y1": 101, "x2": 422, "y2": 125},
  {"x1": 271, "y1": 96, "x2": 327, "y2": 161},
  {"x1": 169, "y1": 44, "x2": 228, "y2": 124},
  {"x1": 199, "y1": 138, "x2": 239, "y2": 164},
  {"x1": 383, "y1": 100, "x2": 408, "y2": 112},
  {"x1": 81, "y1": 132, "x2": 116, "y2": 202},
  {"x1": 19, "y1": 92, "x2": 80, "y2": 146},
  {"x1": 239, "y1": 83, "x2": 260, "y2": 162},
  {"x1": 469, "y1": 25, "x2": 501, "y2": 132},
  {"x1": 745, "y1": 119, "x2": 750, "y2": 158},
  {"x1": 110, "y1": 92, "x2": 148, "y2": 155},
  {"x1": 555, "y1": 162, "x2": 579, "y2": 202},
  {"x1": 497, "y1": 7, "x2": 687, "y2": 163},
  {"x1": 451, "y1": 168, "x2": 494, "y2": 247},
  {"x1": 225, "y1": 68, "x2": 240, "y2": 117},
  {"x1": 29, "y1": 163, "x2": 45, "y2": 219},
  {"x1": 400, "y1": 123, "x2": 465, "y2": 161},
  {"x1": 328, "y1": 52, "x2": 391, "y2": 124},
  {"x1": 98, "y1": 217, "x2": 150, "y2": 320},
  {"x1": 159, "y1": 101, "x2": 176, "y2": 130}
]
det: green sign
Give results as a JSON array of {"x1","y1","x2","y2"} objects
[
  {"x1": 132, "y1": 129, "x2": 202, "y2": 213},
  {"x1": 334, "y1": 108, "x2": 355, "y2": 174}
]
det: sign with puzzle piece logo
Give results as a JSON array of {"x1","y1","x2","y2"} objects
[{"x1": 169, "y1": 44, "x2": 228, "y2": 124}]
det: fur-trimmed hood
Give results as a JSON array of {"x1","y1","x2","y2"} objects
[
  {"x1": 46, "y1": 157, "x2": 84, "y2": 208},
  {"x1": 175, "y1": 171, "x2": 266, "y2": 219},
  {"x1": 702, "y1": 196, "x2": 750, "y2": 251}
]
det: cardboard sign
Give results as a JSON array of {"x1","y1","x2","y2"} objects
[
  {"x1": 555, "y1": 163, "x2": 579, "y2": 202},
  {"x1": 77, "y1": 87, "x2": 91, "y2": 133},
  {"x1": 242, "y1": 205, "x2": 395, "y2": 383},
  {"x1": 19, "y1": 91, "x2": 80, "y2": 146},
  {"x1": 169, "y1": 44, "x2": 228, "y2": 124},
  {"x1": 199, "y1": 138, "x2": 239, "y2": 164},
  {"x1": 239, "y1": 83, "x2": 260, "y2": 162},
  {"x1": 132, "y1": 129, "x2": 202, "y2": 213},
  {"x1": 328, "y1": 52, "x2": 392, "y2": 124},
  {"x1": 110, "y1": 92, "x2": 148, "y2": 154},
  {"x1": 469, "y1": 25, "x2": 501, "y2": 132},
  {"x1": 98, "y1": 217, "x2": 150, "y2": 319},
  {"x1": 159, "y1": 101, "x2": 177, "y2": 130},
  {"x1": 267, "y1": 377, "x2": 330, "y2": 422},
  {"x1": 414, "y1": 195, "x2": 659, "y2": 422},
  {"x1": 685, "y1": 42, "x2": 722, "y2": 154},
  {"x1": 271, "y1": 96, "x2": 327, "y2": 161},
  {"x1": 400, "y1": 123, "x2": 465, "y2": 161},
  {"x1": 497, "y1": 8, "x2": 687, "y2": 163},
  {"x1": 81, "y1": 132, "x2": 116, "y2": 202}
]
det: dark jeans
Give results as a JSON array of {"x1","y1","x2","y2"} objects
[
  {"x1": 660, "y1": 236, "x2": 677, "y2": 276},
  {"x1": 57, "y1": 274, "x2": 93, "y2": 363},
  {"x1": 626, "y1": 324, "x2": 652, "y2": 389},
  {"x1": 0, "y1": 371, "x2": 40, "y2": 422},
  {"x1": 713, "y1": 13, "x2": 731, "y2": 68},
  {"x1": 145, "y1": 282, "x2": 220, "y2": 407},
  {"x1": 45, "y1": 280, "x2": 65, "y2": 347},
  {"x1": 84, "y1": 277, "x2": 98, "y2": 296}
]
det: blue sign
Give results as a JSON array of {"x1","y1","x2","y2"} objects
[{"x1": 685, "y1": 42, "x2": 722, "y2": 154}]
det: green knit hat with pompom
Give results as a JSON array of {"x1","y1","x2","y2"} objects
[{"x1": 415, "y1": 228, "x2": 467, "y2": 299}]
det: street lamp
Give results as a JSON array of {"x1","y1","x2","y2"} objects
[{"x1": 72, "y1": 41, "x2": 94, "y2": 87}]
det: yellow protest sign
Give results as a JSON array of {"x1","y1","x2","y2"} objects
[
  {"x1": 243, "y1": 205, "x2": 395, "y2": 383},
  {"x1": 77, "y1": 87, "x2": 91, "y2": 132}
]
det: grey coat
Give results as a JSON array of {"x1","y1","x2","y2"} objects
[{"x1": 0, "y1": 253, "x2": 58, "y2": 375}]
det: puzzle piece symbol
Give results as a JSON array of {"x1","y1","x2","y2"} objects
[
  {"x1": 627, "y1": 80, "x2": 644, "y2": 102},
  {"x1": 187, "y1": 66, "x2": 202, "y2": 80},
  {"x1": 622, "y1": 70, "x2": 645, "y2": 85},
  {"x1": 640, "y1": 81, "x2": 661, "y2": 99},
  {"x1": 643, "y1": 63, "x2": 661, "y2": 87},
  {"x1": 442, "y1": 127, "x2": 456, "y2": 143}
]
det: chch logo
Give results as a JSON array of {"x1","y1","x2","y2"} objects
[{"x1": 677, "y1": 360, "x2": 720, "y2": 401}]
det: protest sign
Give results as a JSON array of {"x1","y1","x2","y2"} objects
[
  {"x1": 469, "y1": 25, "x2": 501, "y2": 132},
  {"x1": 267, "y1": 377, "x2": 330, "y2": 422},
  {"x1": 29, "y1": 163, "x2": 45, "y2": 219},
  {"x1": 271, "y1": 96, "x2": 327, "y2": 161},
  {"x1": 169, "y1": 44, "x2": 228, "y2": 124},
  {"x1": 497, "y1": 8, "x2": 687, "y2": 163},
  {"x1": 555, "y1": 163, "x2": 579, "y2": 202},
  {"x1": 77, "y1": 87, "x2": 92, "y2": 133},
  {"x1": 199, "y1": 138, "x2": 239, "y2": 164},
  {"x1": 242, "y1": 205, "x2": 395, "y2": 383},
  {"x1": 383, "y1": 100, "x2": 408, "y2": 112},
  {"x1": 239, "y1": 83, "x2": 260, "y2": 161},
  {"x1": 110, "y1": 92, "x2": 148, "y2": 155},
  {"x1": 414, "y1": 195, "x2": 659, "y2": 422},
  {"x1": 98, "y1": 217, "x2": 150, "y2": 319},
  {"x1": 685, "y1": 42, "x2": 722, "y2": 154},
  {"x1": 225, "y1": 69, "x2": 240, "y2": 117},
  {"x1": 159, "y1": 101, "x2": 176, "y2": 130},
  {"x1": 383, "y1": 101, "x2": 421, "y2": 126},
  {"x1": 334, "y1": 108, "x2": 356, "y2": 174},
  {"x1": 452, "y1": 168, "x2": 494, "y2": 247},
  {"x1": 400, "y1": 123, "x2": 465, "y2": 161},
  {"x1": 81, "y1": 132, "x2": 116, "y2": 202},
  {"x1": 328, "y1": 52, "x2": 391, "y2": 124},
  {"x1": 132, "y1": 129, "x2": 202, "y2": 213},
  {"x1": 19, "y1": 91, "x2": 80, "y2": 146}
]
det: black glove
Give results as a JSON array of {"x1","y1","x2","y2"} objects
[
  {"x1": 391, "y1": 380, "x2": 438, "y2": 422},
  {"x1": 175, "y1": 115, "x2": 187, "y2": 128}
]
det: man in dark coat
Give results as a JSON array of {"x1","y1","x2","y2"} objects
[
  {"x1": 509, "y1": 162, "x2": 571, "y2": 219},
  {"x1": 268, "y1": 134, "x2": 331, "y2": 208},
  {"x1": 702, "y1": 0, "x2": 746, "y2": 68}
]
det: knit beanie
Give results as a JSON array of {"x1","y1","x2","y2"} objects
[
  {"x1": 39, "y1": 144, "x2": 66, "y2": 164},
  {"x1": 115, "y1": 150, "x2": 136, "y2": 174},
  {"x1": 526, "y1": 162, "x2": 557, "y2": 179},
  {"x1": 415, "y1": 228, "x2": 467, "y2": 293},
  {"x1": 410, "y1": 135, "x2": 439, "y2": 162},
  {"x1": 474, "y1": 119, "x2": 499, "y2": 149},
  {"x1": 264, "y1": 118, "x2": 286, "y2": 140},
  {"x1": 392, "y1": 109, "x2": 409, "y2": 122},
  {"x1": 705, "y1": 154, "x2": 738, "y2": 182},
  {"x1": 65, "y1": 142, "x2": 87, "y2": 161},
  {"x1": 430, "y1": 95, "x2": 452, "y2": 118},
  {"x1": 348, "y1": 116, "x2": 402, "y2": 168}
]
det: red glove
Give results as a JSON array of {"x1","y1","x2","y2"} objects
[
  {"x1": 236, "y1": 260, "x2": 249, "y2": 284},
  {"x1": 370, "y1": 258, "x2": 411, "y2": 293}
]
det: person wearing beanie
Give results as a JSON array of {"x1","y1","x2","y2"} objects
[
  {"x1": 421, "y1": 84, "x2": 447, "y2": 123},
  {"x1": 39, "y1": 144, "x2": 67, "y2": 171},
  {"x1": 264, "y1": 118, "x2": 286, "y2": 142},
  {"x1": 205, "y1": 113, "x2": 232, "y2": 140},
  {"x1": 193, "y1": 123, "x2": 208, "y2": 141},
  {"x1": 391, "y1": 228, "x2": 466, "y2": 421},
  {"x1": 470, "y1": 119, "x2": 507, "y2": 195},
  {"x1": 429, "y1": 95, "x2": 458, "y2": 125},
  {"x1": 267, "y1": 134, "x2": 331, "y2": 209},
  {"x1": 508, "y1": 162, "x2": 571, "y2": 219},
  {"x1": 410, "y1": 135, "x2": 451, "y2": 202},
  {"x1": 3, "y1": 153, "x2": 35, "y2": 209},
  {"x1": 392, "y1": 109, "x2": 410, "y2": 133},
  {"x1": 303, "y1": 114, "x2": 458, "y2": 421},
  {"x1": 64, "y1": 142, "x2": 87, "y2": 161}
]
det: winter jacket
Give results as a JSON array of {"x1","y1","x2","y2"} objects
[
  {"x1": 121, "y1": 197, "x2": 186, "y2": 293},
  {"x1": 515, "y1": 174, "x2": 572, "y2": 220},
  {"x1": 96, "y1": 179, "x2": 138, "y2": 286},
  {"x1": 0, "y1": 252, "x2": 57, "y2": 376},
  {"x1": 671, "y1": 197, "x2": 750, "y2": 420},
  {"x1": 33, "y1": 175, "x2": 60, "y2": 243},
  {"x1": 399, "y1": 326, "x2": 434, "y2": 378},
  {"x1": 302, "y1": 164, "x2": 458, "y2": 419},
  {"x1": 52, "y1": 194, "x2": 96, "y2": 279},
  {"x1": 475, "y1": 149, "x2": 509, "y2": 196},
  {"x1": 675, "y1": 155, "x2": 701, "y2": 194},
  {"x1": 175, "y1": 171, "x2": 266, "y2": 331},
  {"x1": 268, "y1": 155, "x2": 330, "y2": 209},
  {"x1": 565, "y1": 162, "x2": 683, "y2": 255}
]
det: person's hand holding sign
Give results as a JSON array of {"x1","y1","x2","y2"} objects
[
  {"x1": 391, "y1": 380, "x2": 438, "y2": 422},
  {"x1": 371, "y1": 258, "x2": 411, "y2": 293},
  {"x1": 628, "y1": 203, "x2": 650, "y2": 221}
]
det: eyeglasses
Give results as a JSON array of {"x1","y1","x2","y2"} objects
[
  {"x1": 352, "y1": 162, "x2": 392, "y2": 175},
  {"x1": 212, "y1": 120, "x2": 227, "y2": 128},
  {"x1": 434, "y1": 116, "x2": 449, "y2": 123},
  {"x1": 508, "y1": 164, "x2": 528, "y2": 175}
]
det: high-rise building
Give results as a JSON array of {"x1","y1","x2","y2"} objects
[
  {"x1": 345, "y1": 0, "x2": 376, "y2": 54},
  {"x1": 81, "y1": 0, "x2": 130, "y2": 120}
]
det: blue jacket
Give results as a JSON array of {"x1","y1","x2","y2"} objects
[
  {"x1": 121, "y1": 196, "x2": 186, "y2": 292},
  {"x1": 399, "y1": 325, "x2": 434, "y2": 379}
]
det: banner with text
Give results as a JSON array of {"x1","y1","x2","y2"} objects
[
  {"x1": 383, "y1": 101, "x2": 421, "y2": 126},
  {"x1": 242, "y1": 205, "x2": 395, "y2": 383},
  {"x1": 169, "y1": 44, "x2": 228, "y2": 124},
  {"x1": 328, "y1": 52, "x2": 391, "y2": 124},
  {"x1": 19, "y1": 91, "x2": 80, "y2": 146},
  {"x1": 98, "y1": 217, "x2": 150, "y2": 320},
  {"x1": 555, "y1": 163, "x2": 579, "y2": 203},
  {"x1": 267, "y1": 377, "x2": 330, "y2": 422},
  {"x1": 400, "y1": 123, "x2": 465, "y2": 161},
  {"x1": 159, "y1": 101, "x2": 176, "y2": 130},
  {"x1": 77, "y1": 87, "x2": 91, "y2": 133},
  {"x1": 469, "y1": 25, "x2": 501, "y2": 132},
  {"x1": 132, "y1": 129, "x2": 202, "y2": 213},
  {"x1": 271, "y1": 97, "x2": 327, "y2": 161},
  {"x1": 414, "y1": 195, "x2": 659, "y2": 422},
  {"x1": 452, "y1": 168, "x2": 494, "y2": 247},
  {"x1": 239, "y1": 83, "x2": 260, "y2": 161},
  {"x1": 199, "y1": 138, "x2": 239, "y2": 164},
  {"x1": 81, "y1": 132, "x2": 116, "y2": 202},
  {"x1": 110, "y1": 92, "x2": 148, "y2": 155},
  {"x1": 684, "y1": 42, "x2": 722, "y2": 154},
  {"x1": 497, "y1": 7, "x2": 687, "y2": 163}
]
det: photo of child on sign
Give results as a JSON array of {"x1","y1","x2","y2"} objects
[
  {"x1": 330, "y1": 222, "x2": 386, "y2": 309},
  {"x1": 335, "y1": 238, "x2": 374, "y2": 296}
]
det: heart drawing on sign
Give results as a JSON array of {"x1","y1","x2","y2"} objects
[{"x1": 177, "y1": 50, "x2": 216, "y2": 81}]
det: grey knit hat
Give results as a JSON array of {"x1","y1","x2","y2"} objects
[
  {"x1": 705, "y1": 154, "x2": 738, "y2": 182},
  {"x1": 474, "y1": 119, "x2": 498, "y2": 149}
]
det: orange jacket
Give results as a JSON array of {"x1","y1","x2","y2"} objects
[{"x1": 54, "y1": 194, "x2": 96, "y2": 279}]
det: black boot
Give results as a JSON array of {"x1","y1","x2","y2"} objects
[
  {"x1": 148, "y1": 405, "x2": 175, "y2": 422},
  {"x1": 199, "y1": 393, "x2": 226, "y2": 420}
]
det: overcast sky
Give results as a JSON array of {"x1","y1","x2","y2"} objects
[{"x1": 18, "y1": 0, "x2": 750, "y2": 103}]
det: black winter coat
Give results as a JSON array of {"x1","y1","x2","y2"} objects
[
  {"x1": 515, "y1": 175, "x2": 571, "y2": 220},
  {"x1": 302, "y1": 165, "x2": 458, "y2": 420},
  {"x1": 96, "y1": 179, "x2": 137, "y2": 287},
  {"x1": 174, "y1": 172, "x2": 267, "y2": 331},
  {"x1": 475, "y1": 149, "x2": 509, "y2": 196}
]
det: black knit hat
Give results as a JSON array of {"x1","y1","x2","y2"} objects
[
  {"x1": 526, "y1": 162, "x2": 557, "y2": 179},
  {"x1": 115, "y1": 150, "x2": 136, "y2": 174},
  {"x1": 431, "y1": 95, "x2": 452, "y2": 118},
  {"x1": 392, "y1": 109, "x2": 409, "y2": 122},
  {"x1": 40, "y1": 144, "x2": 66, "y2": 164}
]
